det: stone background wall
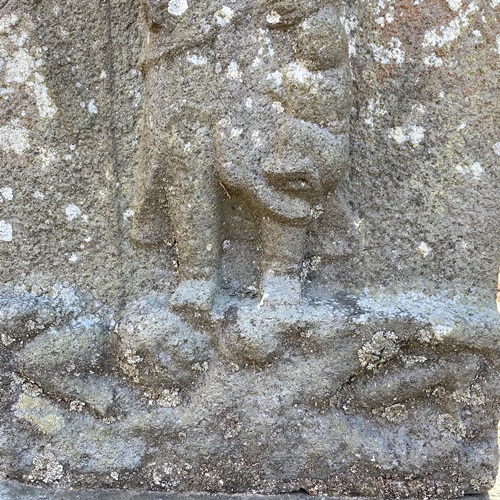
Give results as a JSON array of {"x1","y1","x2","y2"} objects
[
  {"x1": 0, "y1": 0, "x2": 498, "y2": 309},
  {"x1": 1, "y1": 1, "x2": 499, "y2": 496},
  {"x1": 343, "y1": 0, "x2": 499, "y2": 306}
]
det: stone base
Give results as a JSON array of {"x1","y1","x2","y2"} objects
[
  {"x1": 2, "y1": 288, "x2": 500, "y2": 497},
  {"x1": 0, "y1": 482, "x2": 491, "y2": 500}
]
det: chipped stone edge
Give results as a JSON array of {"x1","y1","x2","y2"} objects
[{"x1": 0, "y1": 482, "x2": 491, "y2": 500}]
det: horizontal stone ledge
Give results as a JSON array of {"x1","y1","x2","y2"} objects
[{"x1": 0, "y1": 482, "x2": 490, "y2": 500}]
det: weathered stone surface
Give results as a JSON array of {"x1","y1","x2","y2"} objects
[
  {"x1": 0, "y1": 481, "x2": 491, "y2": 500},
  {"x1": 0, "y1": 0, "x2": 499, "y2": 498}
]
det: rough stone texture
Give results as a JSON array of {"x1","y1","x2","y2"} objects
[
  {"x1": 0, "y1": 482, "x2": 492, "y2": 500},
  {"x1": 0, "y1": 0, "x2": 499, "y2": 498}
]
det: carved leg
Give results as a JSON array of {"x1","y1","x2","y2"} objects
[
  {"x1": 167, "y1": 159, "x2": 222, "y2": 314},
  {"x1": 131, "y1": 70, "x2": 171, "y2": 245},
  {"x1": 137, "y1": 60, "x2": 221, "y2": 314},
  {"x1": 260, "y1": 217, "x2": 307, "y2": 306}
]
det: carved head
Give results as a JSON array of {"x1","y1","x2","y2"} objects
[
  {"x1": 216, "y1": 3, "x2": 351, "y2": 223},
  {"x1": 217, "y1": 116, "x2": 350, "y2": 224}
]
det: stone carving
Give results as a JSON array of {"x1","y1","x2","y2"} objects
[
  {"x1": 3, "y1": 281, "x2": 500, "y2": 497},
  {"x1": 133, "y1": 0, "x2": 351, "y2": 312},
  {"x1": 2, "y1": 0, "x2": 500, "y2": 498}
]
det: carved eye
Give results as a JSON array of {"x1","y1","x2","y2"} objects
[{"x1": 261, "y1": 0, "x2": 311, "y2": 28}]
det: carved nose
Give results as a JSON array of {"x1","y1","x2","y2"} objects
[{"x1": 261, "y1": 158, "x2": 321, "y2": 195}]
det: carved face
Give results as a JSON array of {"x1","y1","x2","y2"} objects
[
  {"x1": 215, "y1": 3, "x2": 351, "y2": 223},
  {"x1": 249, "y1": 127, "x2": 350, "y2": 224},
  {"x1": 256, "y1": 8, "x2": 351, "y2": 218},
  {"x1": 217, "y1": 115, "x2": 350, "y2": 224}
]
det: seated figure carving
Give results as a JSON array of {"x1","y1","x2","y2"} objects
[{"x1": 133, "y1": 0, "x2": 352, "y2": 313}]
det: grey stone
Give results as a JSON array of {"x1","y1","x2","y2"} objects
[
  {"x1": 0, "y1": 0, "x2": 499, "y2": 498},
  {"x1": 0, "y1": 481, "x2": 492, "y2": 499}
]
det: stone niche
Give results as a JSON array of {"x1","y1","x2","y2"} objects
[{"x1": 0, "y1": 0, "x2": 499, "y2": 498}]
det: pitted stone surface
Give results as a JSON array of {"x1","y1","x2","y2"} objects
[
  {"x1": 0, "y1": 0, "x2": 499, "y2": 498},
  {"x1": 0, "y1": 482, "x2": 491, "y2": 499}
]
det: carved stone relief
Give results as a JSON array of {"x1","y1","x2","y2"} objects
[
  {"x1": 1, "y1": 0, "x2": 500, "y2": 498},
  {"x1": 133, "y1": 0, "x2": 352, "y2": 312}
]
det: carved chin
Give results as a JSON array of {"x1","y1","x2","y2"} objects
[
  {"x1": 252, "y1": 180, "x2": 314, "y2": 222},
  {"x1": 217, "y1": 163, "x2": 313, "y2": 222}
]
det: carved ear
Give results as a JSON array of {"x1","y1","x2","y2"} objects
[{"x1": 216, "y1": 161, "x2": 244, "y2": 191}]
